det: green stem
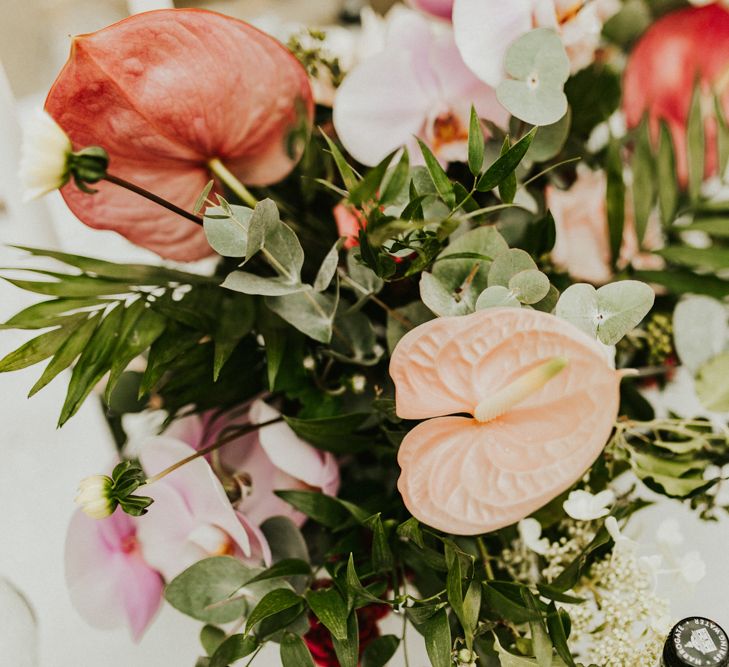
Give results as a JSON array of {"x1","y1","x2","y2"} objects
[
  {"x1": 338, "y1": 270, "x2": 414, "y2": 329},
  {"x1": 243, "y1": 646, "x2": 263, "y2": 667},
  {"x1": 477, "y1": 537, "x2": 495, "y2": 580},
  {"x1": 208, "y1": 157, "x2": 259, "y2": 208},
  {"x1": 142, "y1": 417, "x2": 282, "y2": 485}
]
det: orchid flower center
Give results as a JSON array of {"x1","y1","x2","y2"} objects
[
  {"x1": 188, "y1": 524, "x2": 234, "y2": 557},
  {"x1": 555, "y1": 0, "x2": 587, "y2": 25},
  {"x1": 120, "y1": 534, "x2": 138, "y2": 555},
  {"x1": 428, "y1": 110, "x2": 469, "y2": 159},
  {"x1": 473, "y1": 357, "x2": 569, "y2": 423}
]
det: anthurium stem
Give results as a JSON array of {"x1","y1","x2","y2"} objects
[
  {"x1": 208, "y1": 157, "x2": 259, "y2": 208},
  {"x1": 104, "y1": 173, "x2": 204, "y2": 226},
  {"x1": 142, "y1": 416, "x2": 283, "y2": 485}
]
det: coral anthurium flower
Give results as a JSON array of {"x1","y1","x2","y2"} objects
[
  {"x1": 389, "y1": 308, "x2": 620, "y2": 535},
  {"x1": 623, "y1": 4, "x2": 729, "y2": 187},
  {"x1": 45, "y1": 9, "x2": 313, "y2": 261},
  {"x1": 65, "y1": 508, "x2": 163, "y2": 641}
]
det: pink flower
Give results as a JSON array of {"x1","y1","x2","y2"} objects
[
  {"x1": 546, "y1": 166, "x2": 664, "y2": 284},
  {"x1": 623, "y1": 4, "x2": 729, "y2": 186},
  {"x1": 45, "y1": 9, "x2": 313, "y2": 261},
  {"x1": 65, "y1": 508, "x2": 163, "y2": 641},
  {"x1": 453, "y1": 0, "x2": 620, "y2": 87},
  {"x1": 333, "y1": 8, "x2": 508, "y2": 166},
  {"x1": 407, "y1": 0, "x2": 454, "y2": 20},
  {"x1": 168, "y1": 401, "x2": 340, "y2": 528},
  {"x1": 334, "y1": 203, "x2": 366, "y2": 249},
  {"x1": 136, "y1": 437, "x2": 270, "y2": 581}
]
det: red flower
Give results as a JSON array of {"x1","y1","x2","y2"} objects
[
  {"x1": 333, "y1": 203, "x2": 367, "y2": 249},
  {"x1": 46, "y1": 9, "x2": 313, "y2": 261},
  {"x1": 623, "y1": 4, "x2": 729, "y2": 186}
]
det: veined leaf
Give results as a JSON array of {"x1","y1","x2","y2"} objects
[
  {"x1": 417, "y1": 139, "x2": 455, "y2": 208},
  {"x1": 476, "y1": 127, "x2": 537, "y2": 192},
  {"x1": 632, "y1": 118, "x2": 655, "y2": 244},
  {"x1": 321, "y1": 130, "x2": 359, "y2": 191},
  {"x1": 280, "y1": 633, "x2": 316, "y2": 667},
  {"x1": 499, "y1": 137, "x2": 518, "y2": 204},
  {"x1": 0, "y1": 317, "x2": 85, "y2": 373},
  {"x1": 656, "y1": 121, "x2": 678, "y2": 227},
  {"x1": 606, "y1": 137, "x2": 625, "y2": 264},
  {"x1": 687, "y1": 82, "x2": 705, "y2": 202},
  {"x1": 306, "y1": 587, "x2": 349, "y2": 640},
  {"x1": 468, "y1": 106, "x2": 485, "y2": 176},
  {"x1": 245, "y1": 589, "x2": 303, "y2": 635}
]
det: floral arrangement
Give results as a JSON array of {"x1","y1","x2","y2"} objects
[{"x1": 6, "y1": 1, "x2": 729, "y2": 666}]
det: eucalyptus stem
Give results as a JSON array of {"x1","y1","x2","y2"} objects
[
  {"x1": 338, "y1": 270, "x2": 415, "y2": 330},
  {"x1": 103, "y1": 173, "x2": 204, "y2": 226},
  {"x1": 142, "y1": 417, "x2": 283, "y2": 485},
  {"x1": 208, "y1": 157, "x2": 259, "y2": 208}
]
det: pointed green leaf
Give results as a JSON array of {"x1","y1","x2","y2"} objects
[
  {"x1": 245, "y1": 589, "x2": 303, "y2": 635},
  {"x1": 210, "y1": 635, "x2": 258, "y2": 667},
  {"x1": 306, "y1": 587, "x2": 349, "y2": 640},
  {"x1": 280, "y1": 633, "x2": 316, "y2": 667},
  {"x1": 321, "y1": 130, "x2": 359, "y2": 191},
  {"x1": 477, "y1": 127, "x2": 537, "y2": 192},
  {"x1": 468, "y1": 106, "x2": 485, "y2": 176},
  {"x1": 687, "y1": 82, "x2": 705, "y2": 201},
  {"x1": 417, "y1": 139, "x2": 455, "y2": 208},
  {"x1": 606, "y1": 137, "x2": 625, "y2": 264},
  {"x1": 657, "y1": 121, "x2": 678, "y2": 227},
  {"x1": 0, "y1": 319, "x2": 82, "y2": 373},
  {"x1": 499, "y1": 136, "x2": 518, "y2": 203}
]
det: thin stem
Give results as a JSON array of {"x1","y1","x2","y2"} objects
[
  {"x1": 477, "y1": 537, "x2": 495, "y2": 580},
  {"x1": 103, "y1": 173, "x2": 203, "y2": 226},
  {"x1": 143, "y1": 417, "x2": 283, "y2": 485},
  {"x1": 208, "y1": 157, "x2": 258, "y2": 208},
  {"x1": 243, "y1": 646, "x2": 263, "y2": 667},
  {"x1": 338, "y1": 270, "x2": 415, "y2": 330}
]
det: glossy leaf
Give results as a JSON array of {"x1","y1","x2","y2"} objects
[{"x1": 477, "y1": 127, "x2": 537, "y2": 192}]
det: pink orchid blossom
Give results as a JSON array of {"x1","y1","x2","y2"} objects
[
  {"x1": 333, "y1": 8, "x2": 508, "y2": 166},
  {"x1": 623, "y1": 4, "x2": 729, "y2": 186},
  {"x1": 136, "y1": 437, "x2": 271, "y2": 581},
  {"x1": 65, "y1": 508, "x2": 163, "y2": 642},
  {"x1": 546, "y1": 165, "x2": 664, "y2": 284},
  {"x1": 407, "y1": 0, "x2": 455, "y2": 20},
  {"x1": 45, "y1": 9, "x2": 313, "y2": 261},
  {"x1": 168, "y1": 400, "x2": 340, "y2": 528},
  {"x1": 453, "y1": 0, "x2": 620, "y2": 88}
]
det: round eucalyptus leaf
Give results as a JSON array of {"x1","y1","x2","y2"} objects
[
  {"x1": 203, "y1": 206, "x2": 252, "y2": 258},
  {"x1": 487, "y1": 248, "x2": 538, "y2": 288},
  {"x1": 508, "y1": 269, "x2": 550, "y2": 304},
  {"x1": 673, "y1": 296, "x2": 728, "y2": 373},
  {"x1": 526, "y1": 107, "x2": 572, "y2": 162},
  {"x1": 496, "y1": 28, "x2": 570, "y2": 126},
  {"x1": 475, "y1": 285, "x2": 522, "y2": 311},
  {"x1": 695, "y1": 352, "x2": 729, "y2": 413}
]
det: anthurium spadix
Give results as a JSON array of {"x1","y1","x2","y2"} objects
[{"x1": 389, "y1": 308, "x2": 621, "y2": 535}]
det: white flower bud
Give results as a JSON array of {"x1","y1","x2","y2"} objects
[
  {"x1": 19, "y1": 110, "x2": 72, "y2": 201},
  {"x1": 455, "y1": 648, "x2": 477, "y2": 666},
  {"x1": 562, "y1": 488, "x2": 615, "y2": 521},
  {"x1": 75, "y1": 475, "x2": 114, "y2": 519}
]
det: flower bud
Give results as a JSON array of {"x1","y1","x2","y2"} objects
[
  {"x1": 456, "y1": 648, "x2": 478, "y2": 666},
  {"x1": 75, "y1": 475, "x2": 115, "y2": 519},
  {"x1": 19, "y1": 110, "x2": 72, "y2": 201}
]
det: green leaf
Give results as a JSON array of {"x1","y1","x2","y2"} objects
[
  {"x1": 349, "y1": 151, "x2": 396, "y2": 206},
  {"x1": 417, "y1": 139, "x2": 455, "y2": 208},
  {"x1": 260, "y1": 517, "x2": 310, "y2": 565},
  {"x1": 194, "y1": 180, "x2": 215, "y2": 215},
  {"x1": 509, "y1": 270, "x2": 550, "y2": 305},
  {"x1": 657, "y1": 121, "x2": 678, "y2": 227},
  {"x1": 283, "y1": 412, "x2": 370, "y2": 454},
  {"x1": 313, "y1": 241, "x2": 342, "y2": 292},
  {"x1": 380, "y1": 149, "x2": 410, "y2": 205},
  {"x1": 386, "y1": 300, "x2": 434, "y2": 353},
  {"x1": 321, "y1": 130, "x2": 359, "y2": 191},
  {"x1": 556, "y1": 281, "x2": 654, "y2": 345},
  {"x1": 1, "y1": 273, "x2": 130, "y2": 298},
  {"x1": 468, "y1": 106, "x2": 485, "y2": 176},
  {"x1": 0, "y1": 318, "x2": 84, "y2": 373},
  {"x1": 546, "y1": 604, "x2": 575, "y2": 667},
  {"x1": 633, "y1": 269, "x2": 729, "y2": 299},
  {"x1": 275, "y1": 490, "x2": 350, "y2": 528},
  {"x1": 657, "y1": 245, "x2": 729, "y2": 272},
  {"x1": 165, "y1": 557, "x2": 251, "y2": 624},
  {"x1": 475, "y1": 285, "x2": 522, "y2": 310},
  {"x1": 246, "y1": 199, "x2": 281, "y2": 261},
  {"x1": 526, "y1": 107, "x2": 571, "y2": 162},
  {"x1": 280, "y1": 632, "x2": 316, "y2": 667},
  {"x1": 496, "y1": 29, "x2": 569, "y2": 126},
  {"x1": 29, "y1": 314, "x2": 100, "y2": 397},
  {"x1": 222, "y1": 273, "x2": 307, "y2": 296},
  {"x1": 265, "y1": 289, "x2": 338, "y2": 343},
  {"x1": 499, "y1": 137, "x2": 518, "y2": 204},
  {"x1": 522, "y1": 589, "x2": 553, "y2": 667},
  {"x1": 632, "y1": 118, "x2": 655, "y2": 244},
  {"x1": 367, "y1": 514, "x2": 394, "y2": 572},
  {"x1": 59, "y1": 303, "x2": 126, "y2": 425},
  {"x1": 241, "y1": 559, "x2": 311, "y2": 587},
  {"x1": 106, "y1": 304, "x2": 166, "y2": 401},
  {"x1": 477, "y1": 127, "x2": 538, "y2": 191},
  {"x1": 673, "y1": 296, "x2": 728, "y2": 372},
  {"x1": 245, "y1": 589, "x2": 303, "y2": 635},
  {"x1": 716, "y1": 95, "x2": 729, "y2": 175},
  {"x1": 332, "y1": 611, "x2": 359, "y2": 667},
  {"x1": 139, "y1": 324, "x2": 200, "y2": 397},
  {"x1": 396, "y1": 517, "x2": 425, "y2": 548},
  {"x1": 200, "y1": 625, "x2": 226, "y2": 656},
  {"x1": 203, "y1": 205, "x2": 251, "y2": 257},
  {"x1": 213, "y1": 294, "x2": 255, "y2": 381},
  {"x1": 414, "y1": 609, "x2": 451, "y2": 667},
  {"x1": 346, "y1": 249, "x2": 383, "y2": 295},
  {"x1": 2, "y1": 297, "x2": 105, "y2": 330},
  {"x1": 306, "y1": 587, "x2": 349, "y2": 640},
  {"x1": 696, "y1": 351, "x2": 729, "y2": 412},
  {"x1": 687, "y1": 82, "x2": 705, "y2": 202},
  {"x1": 362, "y1": 635, "x2": 399, "y2": 667},
  {"x1": 483, "y1": 582, "x2": 541, "y2": 624},
  {"x1": 488, "y1": 248, "x2": 538, "y2": 287},
  {"x1": 209, "y1": 635, "x2": 258, "y2": 667},
  {"x1": 606, "y1": 138, "x2": 625, "y2": 264}
]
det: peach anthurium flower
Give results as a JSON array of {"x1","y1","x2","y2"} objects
[
  {"x1": 453, "y1": 0, "x2": 620, "y2": 87},
  {"x1": 45, "y1": 9, "x2": 313, "y2": 261},
  {"x1": 623, "y1": 4, "x2": 729, "y2": 186},
  {"x1": 333, "y1": 7, "x2": 508, "y2": 167},
  {"x1": 389, "y1": 307, "x2": 620, "y2": 535}
]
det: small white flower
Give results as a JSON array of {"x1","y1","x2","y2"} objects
[
  {"x1": 19, "y1": 110, "x2": 72, "y2": 201},
  {"x1": 75, "y1": 475, "x2": 114, "y2": 519},
  {"x1": 655, "y1": 518, "x2": 684, "y2": 547},
  {"x1": 350, "y1": 374, "x2": 367, "y2": 394},
  {"x1": 677, "y1": 550, "x2": 706, "y2": 585},
  {"x1": 563, "y1": 489, "x2": 615, "y2": 521},
  {"x1": 302, "y1": 355, "x2": 316, "y2": 371},
  {"x1": 518, "y1": 517, "x2": 549, "y2": 555},
  {"x1": 605, "y1": 516, "x2": 636, "y2": 551}
]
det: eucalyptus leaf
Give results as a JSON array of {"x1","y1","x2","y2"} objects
[
  {"x1": 203, "y1": 205, "x2": 251, "y2": 257},
  {"x1": 526, "y1": 107, "x2": 571, "y2": 162},
  {"x1": 673, "y1": 296, "x2": 728, "y2": 373},
  {"x1": 488, "y1": 248, "x2": 538, "y2": 288},
  {"x1": 475, "y1": 285, "x2": 522, "y2": 310},
  {"x1": 246, "y1": 198, "x2": 280, "y2": 261},
  {"x1": 496, "y1": 29, "x2": 569, "y2": 126},
  {"x1": 509, "y1": 270, "x2": 551, "y2": 305},
  {"x1": 313, "y1": 241, "x2": 342, "y2": 292},
  {"x1": 695, "y1": 352, "x2": 729, "y2": 412},
  {"x1": 222, "y1": 272, "x2": 307, "y2": 296},
  {"x1": 346, "y1": 249, "x2": 384, "y2": 295},
  {"x1": 265, "y1": 290, "x2": 338, "y2": 344}
]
